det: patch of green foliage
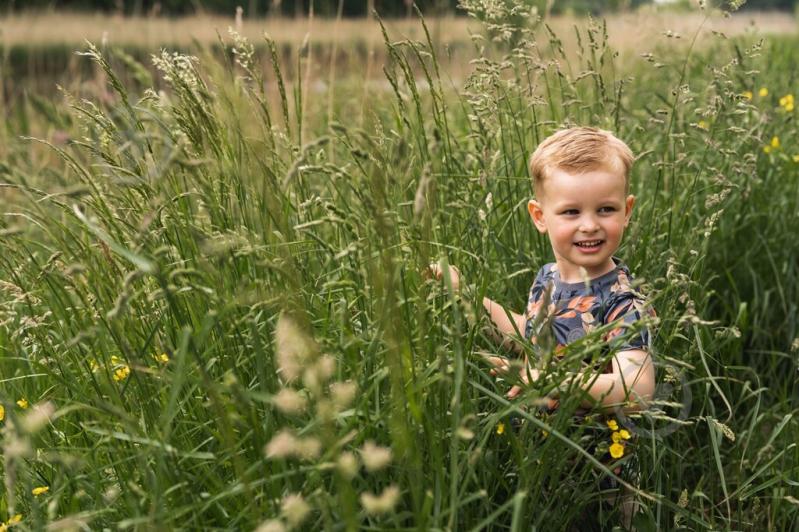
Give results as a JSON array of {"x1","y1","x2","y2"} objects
[{"x1": 0, "y1": 8, "x2": 797, "y2": 531}]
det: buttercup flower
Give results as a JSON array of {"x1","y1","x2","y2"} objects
[
  {"x1": 609, "y1": 442, "x2": 625, "y2": 459},
  {"x1": 697, "y1": 120, "x2": 708, "y2": 130},
  {"x1": 611, "y1": 431, "x2": 622, "y2": 443},
  {"x1": 759, "y1": 87, "x2": 768, "y2": 97},
  {"x1": 496, "y1": 422, "x2": 505, "y2": 435},
  {"x1": 0, "y1": 405, "x2": 4, "y2": 422},
  {"x1": 32, "y1": 486, "x2": 49, "y2": 496},
  {"x1": 742, "y1": 90, "x2": 753, "y2": 101},
  {"x1": 619, "y1": 429, "x2": 631, "y2": 440},
  {"x1": 792, "y1": 154, "x2": 799, "y2": 163},
  {"x1": 606, "y1": 419, "x2": 619, "y2": 431},
  {"x1": 764, "y1": 136, "x2": 780, "y2": 154},
  {"x1": 779, "y1": 94, "x2": 794, "y2": 112},
  {"x1": 155, "y1": 353, "x2": 169, "y2": 364},
  {"x1": 16, "y1": 398, "x2": 29, "y2": 409},
  {"x1": 0, "y1": 514, "x2": 23, "y2": 531},
  {"x1": 113, "y1": 366, "x2": 131, "y2": 382}
]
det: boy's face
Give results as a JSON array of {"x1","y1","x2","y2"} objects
[{"x1": 528, "y1": 166, "x2": 635, "y2": 283}]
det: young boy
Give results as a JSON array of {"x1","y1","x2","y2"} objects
[{"x1": 433, "y1": 126, "x2": 655, "y2": 527}]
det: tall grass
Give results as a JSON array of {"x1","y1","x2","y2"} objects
[{"x1": 0, "y1": 4, "x2": 797, "y2": 530}]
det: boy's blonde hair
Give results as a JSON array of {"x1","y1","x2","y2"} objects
[{"x1": 528, "y1": 127, "x2": 634, "y2": 195}]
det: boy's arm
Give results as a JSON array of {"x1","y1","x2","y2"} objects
[
  {"x1": 555, "y1": 349, "x2": 655, "y2": 413},
  {"x1": 429, "y1": 262, "x2": 528, "y2": 349},
  {"x1": 483, "y1": 297, "x2": 527, "y2": 348}
]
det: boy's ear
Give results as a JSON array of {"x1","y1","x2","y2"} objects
[
  {"x1": 528, "y1": 199, "x2": 547, "y2": 233},
  {"x1": 624, "y1": 195, "x2": 636, "y2": 227}
]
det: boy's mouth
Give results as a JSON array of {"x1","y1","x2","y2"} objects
[{"x1": 574, "y1": 239, "x2": 604, "y2": 252}]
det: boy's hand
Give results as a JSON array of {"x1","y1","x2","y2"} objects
[
  {"x1": 427, "y1": 262, "x2": 461, "y2": 293},
  {"x1": 484, "y1": 355, "x2": 558, "y2": 409}
]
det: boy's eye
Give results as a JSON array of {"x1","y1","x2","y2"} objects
[
  {"x1": 599, "y1": 206, "x2": 617, "y2": 213},
  {"x1": 560, "y1": 209, "x2": 579, "y2": 216}
]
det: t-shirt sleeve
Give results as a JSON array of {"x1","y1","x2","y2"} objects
[
  {"x1": 523, "y1": 265, "x2": 548, "y2": 341},
  {"x1": 602, "y1": 291, "x2": 655, "y2": 352}
]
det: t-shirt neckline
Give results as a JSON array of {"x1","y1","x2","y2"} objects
[{"x1": 552, "y1": 257, "x2": 624, "y2": 291}]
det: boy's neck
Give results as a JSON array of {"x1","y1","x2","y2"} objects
[{"x1": 554, "y1": 257, "x2": 618, "y2": 284}]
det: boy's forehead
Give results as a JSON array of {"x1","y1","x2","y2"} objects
[{"x1": 536, "y1": 166, "x2": 627, "y2": 199}]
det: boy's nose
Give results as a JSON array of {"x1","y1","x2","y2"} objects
[{"x1": 579, "y1": 216, "x2": 600, "y2": 232}]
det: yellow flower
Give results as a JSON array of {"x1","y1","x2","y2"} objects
[
  {"x1": 779, "y1": 94, "x2": 794, "y2": 108},
  {"x1": 619, "y1": 429, "x2": 631, "y2": 440},
  {"x1": 0, "y1": 405, "x2": 4, "y2": 422},
  {"x1": 16, "y1": 398, "x2": 28, "y2": 409},
  {"x1": 611, "y1": 431, "x2": 623, "y2": 443},
  {"x1": 31, "y1": 486, "x2": 49, "y2": 496},
  {"x1": 758, "y1": 87, "x2": 768, "y2": 97},
  {"x1": 697, "y1": 120, "x2": 708, "y2": 130},
  {"x1": 155, "y1": 353, "x2": 170, "y2": 364},
  {"x1": 609, "y1": 442, "x2": 625, "y2": 459},
  {"x1": 786, "y1": 102, "x2": 795, "y2": 112},
  {"x1": 742, "y1": 90, "x2": 753, "y2": 101},
  {"x1": 771, "y1": 136, "x2": 780, "y2": 149},
  {"x1": 606, "y1": 419, "x2": 619, "y2": 431},
  {"x1": 1, "y1": 514, "x2": 22, "y2": 530},
  {"x1": 113, "y1": 366, "x2": 131, "y2": 382},
  {"x1": 496, "y1": 422, "x2": 505, "y2": 435},
  {"x1": 792, "y1": 154, "x2": 799, "y2": 163},
  {"x1": 89, "y1": 360, "x2": 99, "y2": 372},
  {"x1": 763, "y1": 146, "x2": 771, "y2": 154}
]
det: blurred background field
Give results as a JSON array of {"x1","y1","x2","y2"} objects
[{"x1": 1, "y1": 0, "x2": 798, "y2": 530}]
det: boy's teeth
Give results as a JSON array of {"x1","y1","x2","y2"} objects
[{"x1": 576, "y1": 240, "x2": 601, "y2": 247}]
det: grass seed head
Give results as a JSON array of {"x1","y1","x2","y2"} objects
[
  {"x1": 360, "y1": 441, "x2": 392, "y2": 472},
  {"x1": 360, "y1": 485, "x2": 400, "y2": 515},
  {"x1": 254, "y1": 520, "x2": 286, "y2": 532},
  {"x1": 337, "y1": 452, "x2": 359, "y2": 479},
  {"x1": 272, "y1": 389, "x2": 307, "y2": 415},
  {"x1": 275, "y1": 313, "x2": 318, "y2": 383},
  {"x1": 281, "y1": 494, "x2": 311, "y2": 527}
]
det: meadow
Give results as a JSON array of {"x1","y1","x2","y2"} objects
[{"x1": 0, "y1": 3, "x2": 798, "y2": 530}]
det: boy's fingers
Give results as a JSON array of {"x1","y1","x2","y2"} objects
[
  {"x1": 506, "y1": 385, "x2": 522, "y2": 399},
  {"x1": 485, "y1": 356, "x2": 510, "y2": 372}
]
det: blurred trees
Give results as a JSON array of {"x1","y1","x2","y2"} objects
[{"x1": 3, "y1": 0, "x2": 797, "y2": 17}]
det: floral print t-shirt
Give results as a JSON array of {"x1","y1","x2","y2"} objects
[{"x1": 523, "y1": 258, "x2": 655, "y2": 370}]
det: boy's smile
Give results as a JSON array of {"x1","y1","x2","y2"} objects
[{"x1": 528, "y1": 167, "x2": 635, "y2": 284}]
